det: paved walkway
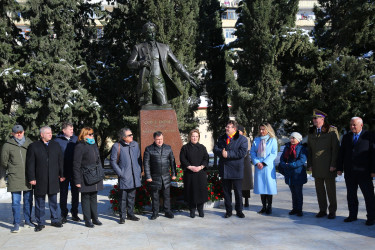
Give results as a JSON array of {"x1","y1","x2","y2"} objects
[{"x1": 0, "y1": 181, "x2": 374, "y2": 249}]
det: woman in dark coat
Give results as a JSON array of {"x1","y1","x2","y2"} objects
[
  {"x1": 278, "y1": 132, "x2": 307, "y2": 216},
  {"x1": 180, "y1": 129, "x2": 209, "y2": 218},
  {"x1": 73, "y1": 127, "x2": 104, "y2": 228}
]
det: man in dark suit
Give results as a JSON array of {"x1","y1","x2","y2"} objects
[
  {"x1": 337, "y1": 117, "x2": 375, "y2": 226},
  {"x1": 127, "y1": 22, "x2": 198, "y2": 108},
  {"x1": 26, "y1": 126, "x2": 64, "y2": 232}
]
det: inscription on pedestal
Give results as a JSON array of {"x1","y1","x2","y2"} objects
[{"x1": 139, "y1": 109, "x2": 183, "y2": 165}]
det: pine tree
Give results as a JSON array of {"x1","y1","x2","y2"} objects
[
  {"x1": 0, "y1": 0, "x2": 25, "y2": 141},
  {"x1": 313, "y1": 0, "x2": 375, "y2": 56},
  {"x1": 20, "y1": 0, "x2": 98, "y2": 138},
  {"x1": 231, "y1": 0, "x2": 299, "y2": 134},
  {"x1": 196, "y1": 0, "x2": 232, "y2": 143}
]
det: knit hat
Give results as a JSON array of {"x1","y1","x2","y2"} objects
[
  {"x1": 290, "y1": 132, "x2": 302, "y2": 142},
  {"x1": 12, "y1": 125, "x2": 24, "y2": 133}
]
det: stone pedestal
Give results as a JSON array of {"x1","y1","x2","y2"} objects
[{"x1": 139, "y1": 109, "x2": 183, "y2": 165}]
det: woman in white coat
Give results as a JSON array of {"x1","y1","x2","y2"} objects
[{"x1": 250, "y1": 123, "x2": 278, "y2": 214}]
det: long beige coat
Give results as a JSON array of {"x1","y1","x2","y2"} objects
[{"x1": 307, "y1": 126, "x2": 340, "y2": 179}]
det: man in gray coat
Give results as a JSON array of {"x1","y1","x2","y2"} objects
[
  {"x1": 1, "y1": 125, "x2": 34, "y2": 233},
  {"x1": 110, "y1": 128, "x2": 142, "y2": 224}
]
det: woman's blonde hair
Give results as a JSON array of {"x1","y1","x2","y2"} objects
[
  {"x1": 258, "y1": 123, "x2": 276, "y2": 138},
  {"x1": 188, "y1": 129, "x2": 200, "y2": 142},
  {"x1": 78, "y1": 127, "x2": 94, "y2": 141}
]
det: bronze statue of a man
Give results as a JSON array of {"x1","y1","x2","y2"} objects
[{"x1": 127, "y1": 22, "x2": 198, "y2": 108}]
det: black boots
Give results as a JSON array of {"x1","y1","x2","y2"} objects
[
  {"x1": 258, "y1": 195, "x2": 272, "y2": 214},
  {"x1": 266, "y1": 195, "x2": 272, "y2": 214}
]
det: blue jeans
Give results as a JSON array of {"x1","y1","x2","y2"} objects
[
  {"x1": 11, "y1": 190, "x2": 33, "y2": 225},
  {"x1": 35, "y1": 194, "x2": 60, "y2": 225}
]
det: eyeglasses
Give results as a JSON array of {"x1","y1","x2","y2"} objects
[
  {"x1": 125, "y1": 134, "x2": 133, "y2": 137},
  {"x1": 88, "y1": 133, "x2": 94, "y2": 136}
]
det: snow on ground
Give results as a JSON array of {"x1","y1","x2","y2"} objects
[{"x1": 0, "y1": 188, "x2": 10, "y2": 201}]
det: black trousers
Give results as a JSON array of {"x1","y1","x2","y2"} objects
[
  {"x1": 81, "y1": 191, "x2": 98, "y2": 222},
  {"x1": 59, "y1": 177, "x2": 79, "y2": 217},
  {"x1": 289, "y1": 184, "x2": 303, "y2": 211},
  {"x1": 120, "y1": 188, "x2": 136, "y2": 218},
  {"x1": 188, "y1": 202, "x2": 204, "y2": 212},
  {"x1": 151, "y1": 184, "x2": 171, "y2": 214},
  {"x1": 345, "y1": 176, "x2": 375, "y2": 220},
  {"x1": 222, "y1": 179, "x2": 243, "y2": 214}
]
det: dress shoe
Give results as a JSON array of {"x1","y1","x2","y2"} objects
[
  {"x1": 315, "y1": 211, "x2": 327, "y2": 218},
  {"x1": 127, "y1": 215, "x2": 140, "y2": 221},
  {"x1": 119, "y1": 218, "x2": 125, "y2": 224},
  {"x1": 61, "y1": 216, "x2": 68, "y2": 224},
  {"x1": 289, "y1": 209, "x2": 298, "y2": 215},
  {"x1": 296, "y1": 211, "x2": 303, "y2": 217},
  {"x1": 224, "y1": 212, "x2": 232, "y2": 218},
  {"x1": 265, "y1": 206, "x2": 272, "y2": 215},
  {"x1": 190, "y1": 210, "x2": 195, "y2": 218},
  {"x1": 328, "y1": 213, "x2": 336, "y2": 219},
  {"x1": 344, "y1": 217, "x2": 357, "y2": 222},
  {"x1": 236, "y1": 212, "x2": 245, "y2": 218},
  {"x1": 150, "y1": 213, "x2": 159, "y2": 220},
  {"x1": 34, "y1": 225, "x2": 45, "y2": 232},
  {"x1": 92, "y1": 219, "x2": 102, "y2": 225},
  {"x1": 51, "y1": 221, "x2": 63, "y2": 228},
  {"x1": 258, "y1": 207, "x2": 266, "y2": 214},
  {"x1": 85, "y1": 221, "x2": 94, "y2": 228},
  {"x1": 72, "y1": 215, "x2": 82, "y2": 222},
  {"x1": 365, "y1": 219, "x2": 374, "y2": 226},
  {"x1": 165, "y1": 211, "x2": 174, "y2": 219},
  {"x1": 198, "y1": 210, "x2": 204, "y2": 218}
]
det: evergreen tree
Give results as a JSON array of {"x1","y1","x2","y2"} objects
[
  {"x1": 231, "y1": 0, "x2": 299, "y2": 134},
  {"x1": 313, "y1": 0, "x2": 375, "y2": 56},
  {"x1": 0, "y1": 0, "x2": 25, "y2": 141},
  {"x1": 196, "y1": 0, "x2": 232, "y2": 144},
  {"x1": 21, "y1": 0, "x2": 99, "y2": 138}
]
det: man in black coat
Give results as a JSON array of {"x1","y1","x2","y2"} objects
[
  {"x1": 26, "y1": 126, "x2": 64, "y2": 232},
  {"x1": 144, "y1": 131, "x2": 176, "y2": 220},
  {"x1": 54, "y1": 122, "x2": 80, "y2": 223},
  {"x1": 337, "y1": 117, "x2": 375, "y2": 226},
  {"x1": 213, "y1": 120, "x2": 248, "y2": 218}
]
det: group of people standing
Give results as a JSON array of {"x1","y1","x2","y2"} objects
[
  {"x1": 1, "y1": 123, "x2": 104, "y2": 232},
  {"x1": 1, "y1": 108, "x2": 374, "y2": 233}
]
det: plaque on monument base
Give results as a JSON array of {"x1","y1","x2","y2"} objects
[{"x1": 139, "y1": 109, "x2": 183, "y2": 165}]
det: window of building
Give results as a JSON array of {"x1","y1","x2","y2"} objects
[
  {"x1": 224, "y1": 28, "x2": 236, "y2": 39},
  {"x1": 222, "y1": 10, "x2": 238, "y2": 20}
]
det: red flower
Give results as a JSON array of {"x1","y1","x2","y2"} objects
[
  {"x1": 115, "y1": 200, "x2": 118, "y2": 204},
  {"x1": 207, "y1": 187, "x2": 210, "y2": 191},
  {"x1": 177, "y1": 165, "x2": 180, "y2": 168},
  {"x1": 110, "y1": 200, "x2": 113, "y2": 204},
  {"x1": 179, "y1": 170, "x2": 183, "y2": 173},
  {"x1": 215, "y1": 196, "x2": 218, "y2": 200},
  {"x1": 179, "y1": 177, "x2": 182, "y2": 181},
  {"x1": 111, "y1": 190, "x2": 115, "y2": 194},
  {"x1": 212, "y1": 186, "x2": 215, "y2": 189},
  {"x1": 208, "y1": 197, "x2": 211, "y2": 200},
  {"x1": 139, "y1": 202, "x2": 143, "y2": 206},
  {"x1": 114, "y1": 185, "x2": 118, "y2": 189},
  {"x1": 211, "y1": 192, "x2": 214, "y2": 195},
  {"x1": 114, "y1": 207, "x2": 118, "y2": 211}
]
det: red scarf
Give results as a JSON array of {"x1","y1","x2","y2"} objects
[
  {"x1": 284, "y1": 143, "x2": 298, "y2": 162},
  {"x1": 226, "y1": 133, "x2": 236, "y2": 144}
]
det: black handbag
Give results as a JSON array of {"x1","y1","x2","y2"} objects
[{"x1": 82, "y1": 162, "x2": 104, "y2": 185}]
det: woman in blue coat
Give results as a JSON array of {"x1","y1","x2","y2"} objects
[
  {"x1": 279, "y1": 132, "x2": 307, "y2": 216},
  {"x1": 250, "y1": 123, "x2": 278, "y2": 214}
]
